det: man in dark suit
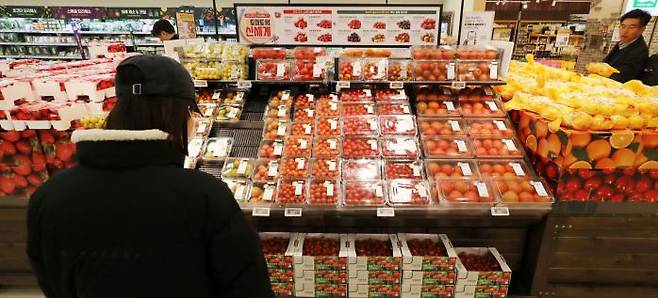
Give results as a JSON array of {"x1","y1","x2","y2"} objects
[{"x1": 604, "y1": 9, "x2": 651, "y2": 83}]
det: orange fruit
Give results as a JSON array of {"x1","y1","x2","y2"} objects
[
  {"x1": 535, "y1": 120, "x2": 549, "y2": 139},
  {"x1": 427, "y1": 162, "x2": 440, "y2": 174},
  {"x1": 525, "y1": 135, "x2": 538, "y2": 152},
  {"x1": 547, "y1": 133, "x2": 562, "y2": 155},
  {"x1": 612, "y1": 148, "x2": 635, "y2": 168},
  {"x1": 642, "y1": 133, "x2": 658, "y2": 148},
  {"x1": 585, "y1": 139, "x2": 611, "y2": 161},
  {"x1": 570, "y1": 132, "x2": 591, "y2": 148},
  {"x1": 480, "y1": 164, "x2": 492, "y2": 173},
  {"x1": 639, "y1": 161, "x2": 658, "y2": 170},
  {"x1": 519, "y1": 191, "x2": 535, "y2": 202},
  {"x1": 570, "y1": 161, "x2": 592, "y2": 169},
  {"x1": 502, "y1": 191, "x2": 519, "y2": 202},
  {"x1": 537, "y1": 139, "x2": 549, "y2": 158},
  {"x1": 594, "y1": 158, "x2": 616, "y2": 169},
  {"x1": 610, "y1": 131, "x2": 634, "y2": 149}
]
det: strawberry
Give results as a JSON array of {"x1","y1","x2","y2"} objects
[
  {"x1": 27, "y1": 174, "x2": 43, "y2": 187},
  {"x1": 21, "y1": 130, "x2": 36, "y2": 139},
  {"x1": 32, "y1": 152, "x2": 45, "y2": 166},
  {"x1": 14, "y1": 175, "x2": 27, "y2": 188},
  {"x1": 13, "y1": 154, "x2": 32, "y2": 176},
  {"x1": 0, "y1": 131, "x2": 20, "y2": 142},
  {"x1": 39, "y1": 131, "x2": 55, "y2": 145},
  {"x1": 1, "y1": 142, "x2": 16, "y2": 156},
  {"x1": 15, "y1": 141, "x2": 31, "y2": 154},
  {"x1": 55, "y1": 143, "x2": 74, "y2": 161},
  {"x1": 32, "y1": 163, "x2": 46, "y2": 172},
  {"x1": 0, "y1": 177, "x2": 16, "y2": 194}
]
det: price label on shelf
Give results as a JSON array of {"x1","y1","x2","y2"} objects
[
  {"x1": 443, "y1": 101, "x2": 455, "y2": 111},
  {"x1": 212, "y1": 91, "x2": 221, "y2": 100},
  {"x1": 485, "y1": 101, "x2": 498, "y2": 111},
  {"x1": 377, "y1": 208, "x2": 395, "y2": 217},
  {"x1": 411, "y1": 165, "x2": 421, "y2": 177},
  {"x1": 277, "y1": 106, "x2": 287, "y2": 117},
  {"x1": 235, "y1": 184, "x2": 245, "y2": 199},
  {"x1": 276, "y1": 63, "x2": 285, "y2": 77},
  {"x1": 364, "y1": 89, "x2": 372, "y2": 97},
  {"x1": 475, "y1": 182, "x2": 489, "y2": 197},
  {"x1": 268, "y1": 161, "x2": 279, "y2": 177},
  {"x1": 252, "y1": 207, "x2": 271, "y2": 217},
  {"x1": 330, "y1": 94, "x2": 338, "y2": 101},
  {"x1": 284, "y1": 208, "x2": 303, "y2": 217},
  {"x1": 510, "y1": 162, "x2": 526, "y2": 176},
  {"x1": 458, "y1": 162, "x2": 473, "y2": 176},
  {"x1": 193, "y1": 80, "x2": 208, "y2": 87},
  {"x1": 366, "y1": 105, "x2": 374, "y2": 114},
  {"x1": 402, "y1": 105, "x2": 410, "y2": 114},
  {"x1": 282, "y1": 91, "x2": 290, "y2": 101},
  {"x1": 455, "y1": 140, "x2": 467, "y2": 152},
  {"x1": 389, "y1": 81, "x2": 404, "y2": 89},
  {"x1": 337, "y1": 81, "x2": 351, "y2": 90},
  {"x1": 307, "y1": 94, "x2": 314, "y2": 103},
  {"x1": 368, "y1": 119, "x2": 377, "y2": 130},
  {"x1": 330, "y1": 102, "x2": 338, "y2": 111},
  {"x1": 449, "y1": 120, "x2": 461, "y2": 131},
  {"x1": 237, "y1": 80, "x2": 251, "y2": 89},
  {"x1": 494, "y1": 120, "x2": 507, "y2": 131},
  {"x1": 491, "y1": 206, "x2": 510, "y2": 217},
  {"x1": 531, "y1": 181, "x2": 549, "y2": 197},
  {"x1": 451, "y1": 81, "x2": 466, "y2": 89},
  {"x1": 307, "y1": 109, "x2": 315, "y2": 117}
]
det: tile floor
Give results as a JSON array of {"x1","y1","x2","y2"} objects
[{"x1": 0, "y1": 287, "x2": 43, "y2": 298}]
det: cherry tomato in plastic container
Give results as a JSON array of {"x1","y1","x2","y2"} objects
[
  {"x1": 375, "y1": 89, "x2": 408, "y2": 102},
  {"x1": 416, "y1": 100, "x2": 461, "y2": 117},
  {"x1": 258, "y1": 139, "x2": 285, "y2": 159},
  {"x1": 388, "y1": 179, "x2": 431, "y2": 206},
  {"x1": 343, "y1": 116, "x2": 379, "y2": 136},
  {"x1": 289, "y1": 121, "x2": 315, "y2": 136},
  {"x1": 294, "y1": 107, "x2": 316, "y2": 122},
  {"x1": 425, "y1": 159, "x2": 478, "y2": 183},
  {"x1": 317, "y1": 96, "x2": 341, "y2": 117},
  {"x1": 422, "y1": 137, "x2": 473, "y2": 159},
  {"x1": 376, "y1": 102, "x2": 411, "y2": 115},
  {"x1": 418, "y1": 118, "x2": 465, "y2": 137},
  {"x1": 379, "y1": 115, "x2": 417, "y2": 136},
  {"x1": 342, "y1": 159, "x2": 382, "y2": 181},
  {"x1": 293, "y1": 93, "x2": 317, "y2": 109},
  {"x1": 342, "y1": 102, "x2": 376, "y2": 116},
  {"x1": 276, "y1": 179, "x2": 308, "y2": 205},
  {"x1": 316, "y1": 117, "x2": 342, "y2": 137},
  {"x1": 343, "y1": 180, "x2": 387, "y2": 207},
  {"x1": 310, "y1": 158, "x2": 341, "y2": 179},
  {"x1": 279, "y1": 157, "x2": 310, "y2": 179},
  {"x1": 435, "y1": 178, "x2": 495, "y2": 205},
  {"x1": 343, "y1": 137, "x2": 380, "y2": 158},
  {"x1": 339, "y1": 88, "x2": 372, "y2": 102},
  {"x1": 283, "y1": 136, "x2": 313, "y2": 157},
  {"x1": 384, "y1": 159, "x2": 424, "y2": 180},
  {"x1": 308, "y1": 179, "x2": 341, "y2": 206},
  {"x1": 381, "y1": 137, "x2": 420, "y2": 159},
  {"x1": 472, "y1": 137, "x2": 523, "y2": 158},
  {"x1": 313, "y1": 137, "x2": 342, "y2": 158}
]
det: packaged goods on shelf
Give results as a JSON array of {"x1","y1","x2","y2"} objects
[
  {"x1": 201, "y1": 137, "x2": 232, "y2": 162},
  {"x1": 433, "y1": 178, "x2": 496, "y2": 206},
  {"x1": 454, "y1": 247, "x2": 511, "y2": 298}
]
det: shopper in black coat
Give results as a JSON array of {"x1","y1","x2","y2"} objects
[
  {"x1": 26, "y1": 55, "x2": 274, "y2": 298},
  {"x1": 603, "y1": 9, "x2": 651, "y2": 83}
]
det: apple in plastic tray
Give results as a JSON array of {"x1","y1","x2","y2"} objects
[
  {"x1": 494, "y1": 178, "x2": 552, "y2": 203},
  {"x1": 252, "y1": 159, "x2": 279, "y2": 182},
  {"x1": 316, "y1": 117, "x2": 341, "y2": 136},
  {"x1": 384, "y1": 160, "x2": 423, "y2": 180},
  {"x1": 277, "y1": 179, "x2": 307, "y2": 205},
  {"x1": 381, "y1": 137, "x2": 419, "y2": 159},
  {"x1": 313, "y1": 137, "x2": 341, "y2": 158},
  {"x1": 280, "y1": 157, "x2": 309, "y2": 179},
  {"x1": 342, "y1": 102, "x2": 375, "y2": 116},
  {"x1": 342, "y1": 116, "x2": 379, "y2": 136},
  {"x1": 437, "y1": 178, "x2": 494, "y2": 203},
  {"x1": 263, "y1": 119, "x2": 288, "y2": 140},
  {"x1": 376, "y1": 102, "x2": 411, "y2": 115},
  {"x1": 388, "y1": 179, "x2": 430, "y2": 206},
  {"x1": 309, "y1": 180, "x2": 340, "y2": 205},
  {"x1": 418, "y1": 118, "x2": 465, "y2": 136},
  {"x1": 379, "y1": 116, "x2": 416, "y2": 136},
  {"x1": 283, "y1": 136, "x2": 312, "y2": 157},
  {"x1": 290, "y1": 121, "x2": 314, "y2": 136},
  {"x1": 342, "y1": 159, "x2": 381, "y2": 181},
  {"x1": 343, "y1": 180, "x2": 386, "y2": 206},
  {"x1": 311, "y1": 158, "x2": 340, "y2": 179},
  {"x1": 416, "y1": 101, "x2": 460, "y2": 117},
  {"x1": 343, "y1": 137, "x2": 380, "y2": 158},
  {"x1": 425, "y1": 160, "x2": 477, "y2": 181}
]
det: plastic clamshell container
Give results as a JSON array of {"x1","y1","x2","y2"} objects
[
  {"x1": 276, "y1": 179, "x2": 308, "y2": 206},
  {"x1": 455, "y1": 47, "x2": 500, "y2": 60},
  {"x1": 424, "y1": 159, "x2": 479, "y2": 181},
  {"x1": 338, "y1": 58, "x2": 364, "y2": 81},
  {"x1": 376, "y1": 102, "x2": 412, "y2": 115},
  {"x1": 252, "y1": 159, "x2": 281, "y2": 182},
  {"x1": 256, "y1": 59, "x2": 291, "y2": 81},
  {"x1": 410, "y1": 45, "x2": 456, "y2": 60},
  {"x1": 379, "y1": 115, "x2": 417, "y2": 136},
  {"x1": 342, "y1": 137, "x2": 381, "y2": 158},
  {"x1": 384, "y1": 159, "x2": 425, "y2": 180},
  {"x1": 467, "y1": 118, "x2": 515, "y2": 137},
  {"x1": 198, "y1": 103, "x2": 217, "y2": 118},
  {"x1": 492, "y1": 178, "x2": 554, "y2": 205},
  {"x1": 221, "y1": 158, "x2": 255, "y2": 180},
  {"x1": 459, "y1": 100, "x2": 505, "y2": 117},
  {"x1": 292, "y1": 59, "x2": 333, "y2": 81},
  {"x1": 339, "y1": 88, "x2": 373, "y2": 102},
  {"x1": 313, "y1": 137, "x2": 342, "y2": 158},
  {"x1": 422, "y1": 137, "x2": 473, "y2": 159},
  {"x1": 457, "y1": 86, "x2": 496, "y2": 101},
  {"x1": 472, "y1": 137, "x2": 524, "y2": 158},
  {"x1": 263, "y1": 104, "x2": 292, "y2": 120},
  {"x1": 362, "y1": 58, "x2": 388, "y2": 81},
  {"x1": 283, "y1": 136, "x2": 313, "y2": 158},
  {"x1": 415, "y1": 85, "x2": 453, "y2": 101},
  {"x1": 308, "y1": 179, "x2": 341, "y2": 206},
  {"x1": 202, "y1": 137, "x2": 233, "y2": 161},
  {"x1": 341, "y1": 102, "x2": 376, "y2": 116},
  {"x1": 310, "y1": 158, "x2": 341, "y2": 179},
  {"x1": 315, "y1": 116, "x2": 342, "y2": 137},
  {"x1": 388, "y1": 179, "x2": 431, "y2": 206},
  {"x1": 342, "y1": 158, "x2": 382, "y2": 181},
  {"x1": 381, "y1": 137, "x2": 420, "y2": 159},
  {"x1": 249, "y1": 181, "x2": 277, "y2": 204},
  {"x1": 342, "y1": 116, "x2": 380, "y2": 136},
  {"x1": 293, "y1": 107, "x2": 316, "y2": 122},
  {"x1": 342, "y1": 180, "x2": 387, "y2": 207},
  {"x1": 221, "y1": 90, "x2": 247, "y2": 105},
  {"x1": 262, "y1": 119, "x2": 290, "y2": 140},
  {"x1": 435, "y1": 178, "x2": 496, "y2": 206},
  {"x1": 387, "y1": 59, "x2": 410, "y2": 81},
  {"x1": 375, "y1": 88, "x2": 408, "y2": 102},
  {"x1": 215, "y1": 105, "x2": 242, "y2": 123},
  {"x1": 456, "y1": 60, "x2": 499, "y2": 81},
  {"x1": 293, "y1": 46, "x2": 328, "y2": 58},
  {"x1": 289, "y1": 121, "x2": 315, "y2": 137},
  {"x1": 224, "y1": 178, "x2": 252, "y2": 202},
  {"x1": 252, "y1": 47, "x2": 288, "y2": 59},
  {"x1": 418, "y1": 118, "x2": 466, "y2": 137},
  {"x1": 293, "y1": 93, "x2": 317, "y2": 108},
  {"x1": 416, "y1": 100, "x2": 461, "y2": 117},
  {"x1": 279, "y1": 157, "x2": 311, "y2": 179},
  {"x1": 411, "y1": 60, "x2": 456, "y2": 81},
  {"x1": 477, "y1": 159, "x2": 534, "y2": 178},
  {"x1": 268, "y1": 90, "x2": 294, "y2": 107},
  {"x1": 316, "y1": 97, "x2": 341, "y2": 117},
  {"x1": 258, "y1": 139, "x2": 285, "y2": 159}
]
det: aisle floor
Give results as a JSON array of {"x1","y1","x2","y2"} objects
[{"x1": 0, "y1": 287, "x2": 43, "y2": 297}]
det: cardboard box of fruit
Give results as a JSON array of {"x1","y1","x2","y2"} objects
[
  {"x1": 347, "y1": 234, "x2": 402, "y2": 272},
  {"x1": 455, "y1": 247, "x2": 512, "y2": 287},
  {"x1": 398, "y1": 233, "x2": 458, "y2": 272}
]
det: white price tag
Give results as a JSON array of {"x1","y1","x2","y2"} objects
[
  {"x1": 193, "y1": 80, "x2": 208, "y2": 87},
  {"x1": 411, "y1": 165, "x2": 421, "y2": 177},
  {"x1": 494, "y1": 120, "x2": 507, "y2": 131},
  {"x1": 299, "y1": 139, "x2": 308, "y2": 149},
  {"x1": 294, "y1": 182, "x2": 304, "y2": 195},
  {"x1": 490, "y1": 62, "x2": 498, "y2": 80},
  {"x1": 449, "y1": 120, "x2": 461, "y2": 131},
  {"x1": 276, "y1": 63, "x2": 285, "y2": 77},
  {"x1": 330, "y1": 102, "x2": 338, "y2": 111},
  {"x1": 235, "y1": 184, "x2": 245, "y2": 199},
  {"x1": 491, "y1": 206, "x2": 510, "y2": 216},
  {"x1": 237, "y1": 80, "x2": 252, "y2": 89},
  {"x1": 230, "y1": 66, "x2": 239, "y2": 80},
  {"x1": 237, "y1": 160, "x2": 248, "y2": 175},
  {"x1": 277, "y1": 124, "x2": 287, "y2": 136},
  {"x1": 510, "y1": 162, "x2": 526, "y2": 176},
  {"x1": 277, "y1": 106, "x2": 287, "y2": 117},
  {"x1": 375, "y1": 185, "x2": 384, "y2": 197},
  {"x1": 368, "y1": 119, "x2": 377, "y2": 130},
  {"x1": 532, "y1": 181, "x2": 549, "y2": 197},
  {"x1": 416, "y1": 184, "x2": 428, "y2": 198},
  {"x1": 227, "y1": 108, "x2": 239, "y2": 119},
  {"x1": 330, "y1": 94, "x2": 338, "y2": 101},
  {"x1": 329, "y1": 119, "x2": 337, "y2": 130},
  {"x1": 197, "y1": 122, "x2": 207, "y2": 134},
  {"x1": 307, "y1": 94, "x2": 314, "y2": 103},
  {"x1": 455, "y1": 140, "x2": 467, "y2": 152},
  {"x1": 268, "y1": 161, "x2": 279, "y2": 176},
  {"x1": 401, "y1": 105, "x2": 410, "y2": 114},
  {"x1": 306, "y1": 109, "x2": 314, "y2": 117},
  {"x1": 443, "y1": 101, "x2": 455, "y2": 111},
  {"x1": 296, "y1": 158, "x2": 306, "y2": 169},
  {"x1": 366, "y1": 105, "x2": 374, "y2": 114},
  {"x1": 353, "y1": 62, "x2": 361, "y2": 76},
  {"x1": 389, "y1": 81, "x2": 404, "y2": 89},
  {"x1": 312, "y1": 64, "x2": 322, "y2": 78},
  {"x1": 304, "y1": 124, "x2": 312, "y2": 135},
  {"x1": 273, "y1": 142, "x2": 283, "y2": 156},
  {"x1": 328, "y1": 139, "x2": 337, "y2": 149},
  {"x1": 364, "y1": 89, "x2": 372, "y2": 97},
  {"x1": 368, "y1": 140, "x2": 378, "y2": 150},
  {"x1": 282, "y1": 91, "x2": 290, "y2": 101},
  {"x1": 324, "y1": 181, "x2": 335, "y2": 196},
  {"x1": 252, "y1": 207, "x2": 271, "y2": 217},
  {"x1": 458, "y1": 162, "x2": 473, "y2": 176},
  {"x1": 212, "y1": 91, "x2": 221, "y2": 100},
  {"x1": 394, "y1": 188, "x2": 413, "y2": 202},
  {"x1": 204, "y1": 107, "x2": 214, "y2": 117},
  {"x1": 475, "y1": 182, "x2": 489, "y2": 197},
  {"x1": 451, "y1": 81, "x2": 466, "y2": 89},
  {"x1": 328, "y1": 160, "x2": 336, "y2": 171},
  {"x1": 337, "y1": 81, "x2": 351, "y2": 90},
  {"x1": 502, "y1": 139, "x2": 517, "y2": 151},
  {"x1": 264, "y1": 187, "x2": 275, "y2": 201},
  {"x1": 235, "y1": 92, "x2": 245, "y2": 102},
  {"x1": 377, "y1": 60, "x2": 386, "y2": 78},
  {"x1": 377, "y1": 208, "x2": 395, "y2": 217},
  {"x1": 447, "y1": 62, "x2": 456, "y2": 80},
  {"x1": 486, "y1": 101, "x2": 498, "y2": 111},
  {"x1": 284, "y1": 208, "x2": 303, "y2": 217}
]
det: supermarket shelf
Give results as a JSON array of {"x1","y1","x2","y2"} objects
[
  {"x1": 0, "y1": 42, "x2": 78, "y2": 46},
  {"x1": 199, "y1": 79, "x2": 507, "y2": 86},
  {"x1": 0, "y1": 30, "x2": 235, "y2": 36},
  {"x1": 0, "y1": 55, "x2": 82, "y2": 60},
  {"x1": 241, "y1": 205, "x2": 552, "y2": 217}
]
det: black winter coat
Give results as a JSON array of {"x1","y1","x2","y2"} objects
[
  {"x1": 26, "y1": 129, "x2": 273, "y2": 298},
  {"x1": 604, "y1": 36, "x2": 649, "y2": 83}
]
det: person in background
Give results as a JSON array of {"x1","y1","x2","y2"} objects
[
  {"x1": 604, "y1": 9, "x2": 651, "y2": 83},
  {"x1": 27, "y1": 55, "x2": 274, "y2": 298},
  {"x1": 152, "y1": 19, "x2": 179, "y2": 41}
]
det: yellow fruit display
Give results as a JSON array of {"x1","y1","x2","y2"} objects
[{"x1": 586, "y1": 62, "x2": 619, "y2": 78}]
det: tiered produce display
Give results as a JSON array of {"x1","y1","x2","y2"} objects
[
  {"x1": 180, "y1": 43, "x2": 249, "y2": 81},
  {"x1": 497, "y1": 56, "x2": 658, "y2": 202}
]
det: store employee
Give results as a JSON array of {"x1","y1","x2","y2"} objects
[
  {"x1": 151, "y1": 19, "x2": 179, "y2": 42},
  {"x1": 604, "y1": 9, "x2": 650, "y2": 83}
]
